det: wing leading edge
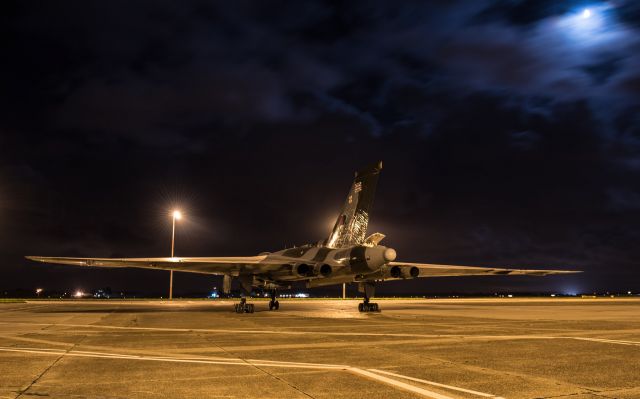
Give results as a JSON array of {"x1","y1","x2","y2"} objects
[
  {"x1": 25, "y1": 255, "x2": 274, "y2": 275},
  {"x1": 388, "y1": 261, "x2": 581, "y2": 278}
]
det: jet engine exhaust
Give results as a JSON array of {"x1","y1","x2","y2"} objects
[
  {"x1": 296, "y1": 264, "x2": 312, "y2": 276},
  {"x1": 390, "y1": 265, "x2": 419, "y2": 279},
  {"x1": 319, "y1": 264, "x2": 332, "y2": 277}
]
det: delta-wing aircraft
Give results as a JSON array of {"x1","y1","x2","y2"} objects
[{"x1": 27, "y1": 162, "x2": 580, "y2": 313}]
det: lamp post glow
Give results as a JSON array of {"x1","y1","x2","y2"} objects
[{"x1": 169, "y1": 210, "x2": 182, "y2": 300}]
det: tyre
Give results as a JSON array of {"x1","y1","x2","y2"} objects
[
  {"x1": 358, "y1": 303, "x2": 364, "y2": 312},
  {"x1": 274, "y1": 301, "x2": 279, "y2": 310},
  {"x1": 269, "y1": 301, "x2": 274, "y2": 310},
  {"x1": 248, "y1": 304, "x2": 255, "y2": 313}
]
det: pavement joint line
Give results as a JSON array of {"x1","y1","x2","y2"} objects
[
  {"x1": 13, "y1": 335, "x2": 87, "y2": 399},
  {"x1": 207, "y1": 331, "x2": 318, "y2": 398},
  {"x1": 0, "y1": 346, "x2": 496, "y2": 398},
  {"x1": 14, "y1": 351, "x2": 67, "y2": 399},
  {"x1": 367, "y1": 368, "x2": 504, "y2": 398},
  {"x1": 541, "y1": 387, "x2": 622, "y2": 399},
  {"x1": 199, "y1": 326, "x2": 319, "y2": 398},
  {"x1": 244, "y1": 359, "x2": 319, "y2": 398}
]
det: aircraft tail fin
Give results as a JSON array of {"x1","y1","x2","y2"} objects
[{"x1": 325, "y1": 161, "x2": 382, "y2": 248}]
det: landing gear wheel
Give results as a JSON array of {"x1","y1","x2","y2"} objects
[
  {"x1": 358, "y1": 302, "x2": 380, "y2": 312},
  {"x1": 235, "y1": 299, "x2": 254, "y2": 313},
  {"x1": 268, "y1": 289, "x2": 280, "y2": 311},
  {"x1": 358, "y1": 282, "x2": 380, "y2": 313}
]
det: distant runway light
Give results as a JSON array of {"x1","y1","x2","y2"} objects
[{"x1": 173, "y1": 210, "x2": 182, "y2": 220}]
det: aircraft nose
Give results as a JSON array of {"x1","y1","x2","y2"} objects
[{"x1": 384, "y1": 247, "x2": 397, "y2": 262}]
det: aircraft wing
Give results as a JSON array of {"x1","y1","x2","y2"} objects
[
  {"x1": 25, "y1": 255, "x2": 282, "y2": 275},
  {"x1": 388, "y1": 261, "x2": 581, "y2": 277}
]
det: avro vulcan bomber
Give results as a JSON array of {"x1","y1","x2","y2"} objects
[{"x1": 27, "y1": 162, "x2": 579, "y2": 313}]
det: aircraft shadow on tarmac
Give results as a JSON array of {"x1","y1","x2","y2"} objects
[
  {"x1": 33, "y1": 304, "x2": 237, "y2": 314},
  {"x1": 30, "y1": 300, "x2": 444, "y2": 315}
]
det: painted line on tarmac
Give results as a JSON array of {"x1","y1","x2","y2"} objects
[
  {"x1": 368, "y1": 369, "x2": 504, "y2": 398},
  {"x1": 348, "y1": 368, "x2": 456, "y2": 399},
  {"x1": 0, "y1": 321, "x2": 576, "y2": 338},
  {"x1": 0, "y1": 304, "x2": 52, "y2": 313},
  {"x1": 2, "y1": 321, "x2": 638, "y2": 347},
  {"x1": 565, "y1": 337, "x2": 640, "y2": 346},
  {"x1": 0, "y1": 346, "x2": 500, "y2": 399},
  {"x1": 0, "y1": 321, "x2": 468, "y2": 338},
  {"x1": 0, "y1": 346, "x2": 343, "y2": 369},
  {"x1": 245, "y1": 358, "x2": 349, "y2": 368}
]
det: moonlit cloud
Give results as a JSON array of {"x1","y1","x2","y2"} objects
[{"x1": 552, "y1": 4, "x2": 627, "y2": 47}]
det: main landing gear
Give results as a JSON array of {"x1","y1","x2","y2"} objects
[
  {"x1": 234, "y1": 297, "x2": 254, "y2": 313},
  {"x1": 358, "y1": 282, "x2": 380, "y2": 313},
  {"x1": 358, "y1": 298, "x2": 379, "y2": 312},
  {"x1": 233, "y1": 287, "x2": 279, "y2": 313},
  {"x1": 234, "y1": 275, "x2": 255, "y2": 313},
  {"x1": 268, "y1": 290, "x2": 280, "y2": 311}
]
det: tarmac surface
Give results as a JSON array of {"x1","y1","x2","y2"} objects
[{"x1": 0, "y1": 298, "x2": 638, "y2": 399}]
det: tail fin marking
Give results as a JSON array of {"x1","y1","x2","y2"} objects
[{"x1": 326, "y1": 161, "x2": 382, "y2": 248}]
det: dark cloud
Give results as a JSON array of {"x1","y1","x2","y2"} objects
[
  {"x1": 1, "y1": 1, "x2": 639, "y2": 295},
  {"x1": 580, "y1": 54, "x2": 623, "y2": 84},
  {"x1": 476, "y1": 1, "x2": 588, "y2": 26}
]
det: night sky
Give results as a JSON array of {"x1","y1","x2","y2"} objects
[{"x1": 1, "y1": 1, "x2": 639, "y2": 296}]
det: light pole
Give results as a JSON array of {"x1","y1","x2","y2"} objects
[{"x1": 169, "y1": 210, "x2": 182, "y2": 300}]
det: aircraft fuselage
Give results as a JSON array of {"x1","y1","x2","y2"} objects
[{"x1": 255, "y1": 244, "x2": 397, "y2": 287}]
